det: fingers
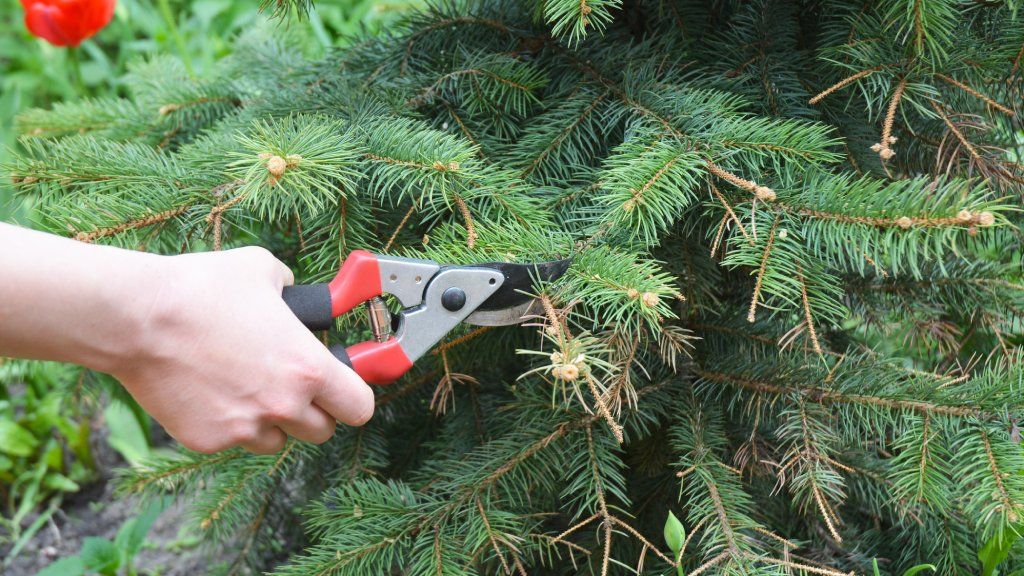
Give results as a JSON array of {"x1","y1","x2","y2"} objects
[
  {"x1": 313, "y1": 356, "x2": 375, "y2": 427},
  {"x1": 278, "y1": 403, "x2": 336, "y2": 445},
  {"x1": 241, "y1": 425, "x2": 288, "y2": 455}
]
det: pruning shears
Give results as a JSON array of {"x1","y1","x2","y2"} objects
[{"x1": 282, "y1": 250, "x2": 571, "y2": 385}]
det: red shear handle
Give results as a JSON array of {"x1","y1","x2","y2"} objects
[
  {"x1": 329, "y1": 338, "x2": 413, "y2": 385},
  {"x1": 327, "y1": 250, "x2": 383, "y2": 317}
]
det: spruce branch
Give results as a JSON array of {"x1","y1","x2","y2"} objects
[
  {"x1": 809, "y1": 66, "x2": 884, "y2": 104},
  {"x1": 874, "y1": 77, "x2": 907, "y2": 161},
  {"x1": 747, "y1": 215, "x2": 780, "y2": 323},
  {"x1": 73, "y1": 204, "x2": 192, "y2": 243},
  {"x1": 934, "y1": 74, "x2": 1015, "y2": 117}
]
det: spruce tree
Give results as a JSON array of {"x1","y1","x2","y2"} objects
[{"x1": 6, "y1": 1, "x2": 1024, "y2": 574}]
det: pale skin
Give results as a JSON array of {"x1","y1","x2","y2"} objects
[{"x1": 0, "y1": 223, "x2": 375, "y2": 455}]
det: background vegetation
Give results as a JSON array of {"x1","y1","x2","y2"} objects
[{"x1": 0, "y1": 0, "x2": 421, "y2": 221}]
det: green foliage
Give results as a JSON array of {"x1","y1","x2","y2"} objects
[
  {"x1": 103, "y1": 402, "x2": 153, "y2": 468},
  {"x1": 0, "y1": 361, "x2": 93, "y2": 554},
  {"x1": 978, "y1": 522, "x2": 1024, "y2": 576},
  {"x1": 34, "y1": 496, "x2": 171, "y2": 576},
  {"x1": 6, "y1": 0, "x2": 1024, "y2": 575},
  {"x1": 0, "y1": 0, "x2": 424, "y2": 221},
  {"x1": 874, "y1": 558, "x2": 938, "y2": 576}
]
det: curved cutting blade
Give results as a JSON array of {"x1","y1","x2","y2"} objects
[
  {"x1": 464, "y1": 300, "x2": 544, "y2": 326},
  {"x1": 460, "y1": 258, "x2": 570, "y2": 326}
]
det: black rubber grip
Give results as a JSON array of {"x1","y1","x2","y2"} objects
[
  {"x1": 282, "y1": 284, "x2": 334, "y2": 331},
  {"x1": 328, "y1": 344, "x2": 354, "y2": 370}
]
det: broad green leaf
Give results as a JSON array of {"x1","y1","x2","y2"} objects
[
  {"x1": 103, "y1": 402, "x2": 151, "y2": 467},
  {"x1": 43, "y1": 472, "x2": 80, "y2": 493},
  {"x1": 114, "y1": 496, "x2": 172, "y2": 559},
  {"x1": 902, "y1": 565, "x2": 936, "y2": 576},
  {"x1": 980, "y1": 524, "x2": 1024, "y2": 576},
  {"x1": 33, "y1": 555, "x2": 85, "y2": 576},
  {"x1": 42, "y1": 438, "x2": 62, "y2": 469},
  {"x1": 80, "y1": 537, "x2": 120, "y2": 575},
  {"x1": 0, "y1": 418, "x2": 40, "y2": 456}
]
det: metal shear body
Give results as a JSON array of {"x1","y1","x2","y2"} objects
[{"x1": 282, "y1": 250, "x2": 569, "y2": 384}]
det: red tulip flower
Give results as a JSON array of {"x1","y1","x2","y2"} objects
[{"x1": 20, "y1": 0, "x2": 116, "y2": 47}]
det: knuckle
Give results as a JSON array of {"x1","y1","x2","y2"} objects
[
  {"x1": 310, "y1": 422, "x2": 337, "y2": 445},
  {"x1": 238, "y1": 246, "x2": 279, "y2": 271},
  {"x1": 288, "y1": 357, "x2": 328, "y2": 392},
  {"x1": 267, "y1": 436, "x2": 287, "y2": 454},
  {"x1": 261, "y1": 397, "x2": 304, "y2": 424},
  {"x1": 240, "y1": 245, "x2": 274, "y2": 260},
  {"x1": 226, "y1": 421, "x2": 259, "y2": 445}
]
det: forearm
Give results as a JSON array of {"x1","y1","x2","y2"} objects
[{"x1": 0, "y1": 222, "x2": 162, "y2": 373}]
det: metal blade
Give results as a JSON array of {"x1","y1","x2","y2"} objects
[
  {"x1": 471, "y1": 258, "x2": 572, "y2": 311},
  {"x1": 464, "y1": 299, "x2": 543, "y2": 326}
]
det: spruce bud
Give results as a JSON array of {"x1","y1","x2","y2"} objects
[
  {"x1": 267, "y1": 155, "x2": 287, "y2": 177},
  {"x1": 158, "y1": 103, "x2": 180, "y2": 115},
  {"x1": 754, "y1": 186, "x2": 776, "y2": 201},
  {"x1": 641, "y1": 291, "x2": 660, "y2": 307},
  {"x1": 550, "y1": 351, "x2": 565, "y2": 364},
  {"x1": 778, "y1": 229, "x2": 788, "y2": 239},
  {"x1": 896, "y1": 216, "x2": 913, "y2": 229},
  {"x1": 879, "y1": 147, "x2": 895, "y2": 160},
  {"x1": 558, "y1": 363, "x2": 580, "y2": 381},
  {"x1": 627, "y1": 288, "x2": 640, "y2": 299},
  {"x1": 870, "y1": 143, "x2": 883, "y2": 152},
  {"x1": 956, "y1": 209, "x2": 973, "y2": 223},
  {"x1": 978, "y1": 211, "x2": 995, "y2": 226}
]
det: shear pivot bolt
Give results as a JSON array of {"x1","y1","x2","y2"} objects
[{"x1": 442, "y1": 287, "x2": 467, "y2": 311}]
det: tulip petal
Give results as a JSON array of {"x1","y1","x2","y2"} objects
[
  {"x1": 24, "y1": 4, "x2": 74, "y2": 46},
  {"x1": 21, "y1": 0, "x2": 115, "y2": 47}
]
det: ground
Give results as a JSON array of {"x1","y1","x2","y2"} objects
[
  {"x1": 2, "y1": 421, "x2": 227, "y2": 575},
  {"x1": 4, "y1": 483, "x2": 216, "y2": 575}
]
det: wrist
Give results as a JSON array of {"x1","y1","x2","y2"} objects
[{"x1": 84, "y1": 250, "x2": 175, "y2": 377}]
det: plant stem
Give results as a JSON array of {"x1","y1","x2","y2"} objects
[
  {"x1": 67, "y1": 46, "x2": 84, "y2": 93},
  {"x1": 157, "y1": 0, "x2": 194, "y2": 77}
]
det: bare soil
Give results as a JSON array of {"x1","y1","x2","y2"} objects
[
  {"x1": 3, "y1": 483, "x2": 217, "y2": 575},
  {"x1": 2, "y1": 422, "x2": 226, "y2": 575}
]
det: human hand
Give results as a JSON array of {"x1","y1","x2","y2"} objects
[{"x1": 111, "y1": 247, "x2": 375, "y2": 455}]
